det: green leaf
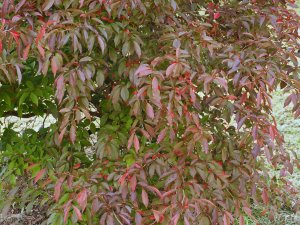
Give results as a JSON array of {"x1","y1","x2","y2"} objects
[
  {"x1": 30, "y1": 93, "x2": 39, "y2": 106},
  {"x1": 96, "y1": 70, "x2": 105, "y2": 87},
  {"x1": 19, "y1": 92, "x2": 29, "y2": 106}
]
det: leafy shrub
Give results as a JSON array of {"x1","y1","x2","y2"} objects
[{"x1": 0, "y1": 0, "x2": 300, "y2": 224}]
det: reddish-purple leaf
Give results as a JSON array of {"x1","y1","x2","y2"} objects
[
  {"x1": 237, "y1": 117, "x2": 246, "y2": 130},
  {"x1": 92, "y1": 198, "x2": 101, "y2": 215},
  {"x1": 223, "y1": 213, "x2": 230, "y2": 225},
  {"x1": 256, "y1": 89, "x2": 262, "y2": 108},
  {"x1": 55, "y1": 75, "x2": 65, "y2": 103},
  {"x1": 157, "y1": 128, "x2": 167, "y2": 144},
  {"x1": 135, "y1": 64, "x2": 152, "y2": 77},
  {"x1": 54, "y1": 177, "x2": 64, "y2": 202},
  {"x1": 135, "y1": 212, "x2": 143, "y2": 225},
  {"x1": 152, "y1": 77, "x2": 159, "y2": 95},
  {"x1": 252, "y1": 144, "x2": 260, "y2": 158},
  {"x1": 140, "y1": 129, "x2": 151, "y2": 140},
  {"x1": 214, "y1": 77, "x2": 228, "y2": 92},
  {"x1": 201, "y1": 138, "x2": 209, "y2": 154},
  {"x1": 79, "y1": 0, "x2": 84, "y2": 8},
  {"x1": 77, "y1": 188, "x2": 88, "y2": 211},
  {"x1": 70, "y1": 125, "x2": 76, "y2": 144},
  {"x1": 51, "y1": 56, "x2": 58, "y2": 76},
  {"x1": 58, "y1": 127, "x2": 67, "y2": 145},
  {"x1": 15, "y1": 0, "x2": 26, "y2": 13},
  {"x1": 142, "y1": 188, "x2": 149, "y2": 207},
  {"x1": 146, "y1": 103, "x2": 155, "y2": 119},
  {"x1": 134, "y1": 135, "x2": 140, "y2": 152},
  {"x1": 166, "y1": 63, "x2": 177, "y2": 77},
  {"x1": 172, "y1": 213, "x2": 180, "y2": 225},
  {"x1": 130, "y1": 175, "x2": 137, "y2": 192}
]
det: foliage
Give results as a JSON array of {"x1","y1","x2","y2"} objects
[{"x1": 0, "y1": 0, "x2": 300, "y2": 224}]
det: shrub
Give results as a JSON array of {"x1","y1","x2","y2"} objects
[{"x1": 0, "y1": 0, "x2": 299, "y2": 224}]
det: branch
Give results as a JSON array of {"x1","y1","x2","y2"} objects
[
  {"x1": 1, "y1": 111, "x2": 39, "y2": 118},
  {"x1": 1, "y1": 110, "x2": 101, "y2": 119}
]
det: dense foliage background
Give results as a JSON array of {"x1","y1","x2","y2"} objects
[{"x1": 0, "y1": 0, "x2": 300, "y2": 224}]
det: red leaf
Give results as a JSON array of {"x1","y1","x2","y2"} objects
[
  {"x1": 34, "y1": 168, "x2": 46, "y2": 183},
  {"x1": 214, "y1": 12, "x2": 221, "y2": 20},
  {"x1": 77, "y1": 188, "x2": 88, "y2": 211},
  {"x1": 37, "y1": 44, "x2": 45, "y2": 58},
  {"x1": 118, "y1": 173, "x2": 128, "y2": 185},
  {"x1": 73, "y1": 205, "x2": 82, "y2": 221},
  {"x1": 269, "y1": 126, "x2": 275, "y2": 140},
  {"x1": 190, "y1": 88, "x2": 196, "y2": 103},
  {"x1": 256, "y1": 89, "x2": 262, "y2": 108},
  {"x1": 58, "y1": 127, "x2": 67, "y2": 145},
  {"x1": 239, "y1": 216, "x2": 245, "y2": 225},
  {"x1": 1, "y1": 0, "x2": 10, "y2": 18},
  {"x1": 54, "y1": 177, "x2": 65, "y2": 202},
  {"x1": 157, "y1": 128, "x2": 167, "y2": 144},
  {"x1": 23, "y1": 44, "x2": 30, "y2": 60},
  {"x1": 36, "y1": 26, "x2": 46, "y2": 44},
  {"x1": 223, "y1": 213, "x2": 230, "y2": 225},
  {"x1": 130, "y1": 175, "x2": 137, "y2": 192},
  {"x1": 140, "y1": 129, "x2": 151, "y2": 140},
  {"x1": 63, "y1": 200, "x2": 72, "y2": 224},
  {"x1": 51, "y1": 56, "x2": 58, "y2": 76},
  {"x1": 146, "y1": 103, "x2": 155, "y2": 119},
  {"x1": 55, "y1": 75, "x2": 65, "y2": 103},
  {"x1": 73, "y1": 163, "x2": 81, "y2": 169},
  {"x1": 134, "y1": 135, "x2": 140, "y2": 153},
  {"x1": 152, "y1": 210, "x2": 160, "y2": 222},
  {"x1": 0, "y1": 40, "x2": 2, "y2": 54},
  {"x1": 166, "y1": 63, "x2": 177, "y2": 77},
  {"x1": 10, "y1": 30, "x2": 20, "y2": 44},
  {"x1": 262, "y1": 188, "x2": 269, "y2": 205}
]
